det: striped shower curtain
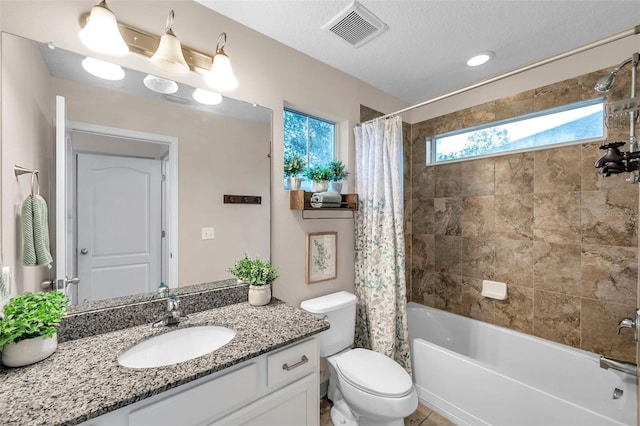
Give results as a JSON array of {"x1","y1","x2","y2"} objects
[{"x1": 353, "y1": 115, "x2": 411, "y2": 373}]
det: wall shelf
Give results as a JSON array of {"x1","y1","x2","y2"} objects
[{"x1": 289, "y1": 190, "x2": 358, "y2": 211}]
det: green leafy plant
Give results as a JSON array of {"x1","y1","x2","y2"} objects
[
  {"x1": 228, "y1": 254, "x2": 279, "y2": 286},
  {"x1": 284, "y1": 153, "x2": 306, "y2": 178},
  {"x1": 328, "y1": 160, "x2": 349, "y2": 181},
  {"x1": 0, "y1": 291, "x2": 68, "y2": 348},
  {"x1": 304, "y1": 165, "x2": 333, "y2": 183}
]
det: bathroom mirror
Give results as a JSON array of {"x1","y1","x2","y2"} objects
[{"x1": 1, "y1": 32, "x2": 272, "y2": 312}]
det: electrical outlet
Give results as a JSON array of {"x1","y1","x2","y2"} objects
[{"x1": 201, "y1": 227, "x2": 215, "y2": 240}]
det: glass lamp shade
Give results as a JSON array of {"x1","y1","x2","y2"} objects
[
  {"x1": 79, "y1": 3, "x2": 129, "y2": 55},
  {"x1": 150, "y1": 33, "x2": 189, "y2": 74},
  {"x1": 81, "y1": 57, "x2": 125, "y2": 80},
  {"x1": 207, "y1": 52, "x2": 238, "y2": 91},
  {"x1": 192, "y1": 88, "x2": 223, "y2": 105},
  {"x1": 143, "y1": 74, "x2": 178, "y2": 94}
]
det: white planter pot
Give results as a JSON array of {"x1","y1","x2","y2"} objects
[
  {"x1": 312, "y1": 181, "x2": 328, "y2": 192},
  {"x1": 248, "y1": 284, "x2": 271, "y2": 306},
  {"x1": 2, "y1": 333, "x2": 58, "y2": 367},
  {"x1": 288, "y1": 177, "x2": 301, "y2": 190},
  {"x1": 328, "y1": 181, "x2": 343, "y2": 193}
]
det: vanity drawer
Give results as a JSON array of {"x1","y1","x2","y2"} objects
[{"x1": 266, "y1": 338, "x2": 318, "y2": 389}]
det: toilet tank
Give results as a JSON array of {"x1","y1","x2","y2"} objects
[{"x1": 300, "y1": 291, "x2": 357, "y2": 357}]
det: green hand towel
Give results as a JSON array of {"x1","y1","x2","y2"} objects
[{"x1": 22, "y1": 194, "x2": 53, "y2": 267}]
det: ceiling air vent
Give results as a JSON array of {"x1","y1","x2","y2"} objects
[{"x1": 322, "y1": 1, "x2": 388, "y2": 48}]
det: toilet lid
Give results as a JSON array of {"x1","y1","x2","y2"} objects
[{"x1": 333, "y1": 349, "x2": 413, "y2": 398}]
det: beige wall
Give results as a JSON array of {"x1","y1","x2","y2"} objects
[
  {"x1": 407, "y1": 66, "x2": 638, "y2": 363},
  {"x1": 1, "y1": 33, "x2": 53, "y2": 295},
  {"x1": 0, "y1": 1, "x2": 408, "y2": 306}
]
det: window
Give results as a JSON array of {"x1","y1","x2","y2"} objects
[
  {"x1": 283, "y1": 108, "x2": 336, "y2": 187},
  {"x1": 427, "y1": 98, "x2": 605, "y2": 164}
]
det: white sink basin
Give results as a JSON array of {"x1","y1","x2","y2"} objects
[{"x1": 118, "y1": 326, "x2": 236, "y2": 369}]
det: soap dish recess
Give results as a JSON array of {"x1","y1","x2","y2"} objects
[{"x1": 481, "y1": 280, "x2": 507, "y2": 300}]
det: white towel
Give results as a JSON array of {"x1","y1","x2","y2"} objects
[
  {"x1": 310, "y1": 191, "x2": 342, "y2": 208},
  {"x1": 22, "y1": 194, "x2": 53, "y2": 267}
]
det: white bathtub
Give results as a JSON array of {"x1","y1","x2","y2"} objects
[{"x1": 407, "y1": 302, "x2": 637, "y2": 426}]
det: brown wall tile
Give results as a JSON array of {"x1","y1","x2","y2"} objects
[
  {"x1": 533, "y1": 192, "x2": 582, "y2": 244},
  {"x1": 581, "y1": 189, "x2": 638, "y2": 247},
  {"x1": 434, "y1": 235, "x2": 462, "y2": 275},
  {"x1": 433, "y1": 198, "x2": 462, "y2": 236},
  {"x1": 533, "y1": 290, "x2": 581, "y2": 347},
  {"x1": 494, "y1": 194, "x2": 534, "y2": 240},
  {"x1": 461, "y1": 196, "x2": 495, "y2": 238},
  {"x1": 581, "y1": 245, "x2": 637, "y2": 305},
  {"x1": 495, "y1": 152, "x2": 534, "y2": 195},
  {"x1": 494, "y1": 286, "x2": 534, "y2": 334},
  {"x1": 533, "y1": 146, "x2": 582, "y2": 193},
  {"x1": 494, "y1": 240, "x2": 534, "y2": 288},
  {"x1": 533, "y1": 242, "x2": 582, "y2": 296}
]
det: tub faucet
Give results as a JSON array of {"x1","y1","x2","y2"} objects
[
  {"x1": 153, "y1": 295, "x2": 188, "y2": 328},
  {"x1": 599, "y1": 355, "x2": 637, "y2": 377}
]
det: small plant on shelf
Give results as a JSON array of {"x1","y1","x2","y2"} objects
[
  {"x1": 304, "y1": 165, "x2": 333, "y2": 182},
  {"x1": 283, "y1": 153, "x2": 306, "y2": 178},
  {"x1": 328, "y1": 160, "x2": 348, "y2": 182}
]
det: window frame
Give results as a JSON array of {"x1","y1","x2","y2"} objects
[
  {"x1": 284, "y1": 108, "x2": 337, "y2": 169},
  {"x1": 426, "y1": 97, "x2": 606, "y2": 165}
]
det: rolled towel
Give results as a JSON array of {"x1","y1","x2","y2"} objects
[
  {"x1": 22, "y1": 194, "x2": 53, "y2": 267},
  {"x1": 310, "y1": 191, "x2": 342, "y2": 208}
]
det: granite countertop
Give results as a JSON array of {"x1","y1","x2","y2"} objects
[{"x1": 0, "y1": 299, "x2": 329, "y2": 426}]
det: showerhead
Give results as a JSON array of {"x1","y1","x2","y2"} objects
[
  {"x1": 594, "y1": 70, "x2": 618, "y2": 93},
  {"x1": 594, "y1": 56, "x2": 634, "y2": 92}
]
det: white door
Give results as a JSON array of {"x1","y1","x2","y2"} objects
[{"x1": 76, "y1": 153, "x2": 162, "y2": 302}]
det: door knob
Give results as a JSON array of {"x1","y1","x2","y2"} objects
[{"x1": 80, "y1": 248, "x2": 89, "y2": 255}]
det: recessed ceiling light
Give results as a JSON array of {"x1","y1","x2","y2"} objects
[
  {"x1": 81, "y1": 57, "x2": 125, "y2": 80},
  {"x1": 143, "y1": 74, "x2": 179, "y2": 94},
  {"x1": 466, "y1": 51, "x2": 495, "y2": 67}
]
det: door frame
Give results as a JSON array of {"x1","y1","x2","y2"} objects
[{"x1": 66, "y1": 121, "x2": 179, "y2": 290}]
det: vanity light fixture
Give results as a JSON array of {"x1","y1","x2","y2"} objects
[
  {"x1": 466, "y1": 51, "x2": 495, "y2": 67},
  {"x1": 79, "y1": 0, "x2": 129, "y2": 55},
  {"x1": 81, "y1": 57, "x2": 125, "y2": 80},
  {"x1": 143, "y1": 74, "x2": 179, "y2": 94},
  {"x1": 192, "y1": 88, "x2": 223, "y2": 105},
  {"x1": 206, "y1": 33, "x2": 238, "y2": 91},
  {"x1": 150, "y1": 10, "x2": 189, "y2": 74}
]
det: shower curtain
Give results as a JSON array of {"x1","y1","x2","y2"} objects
[{"x1": 353, "y1": 115, "x2": 411, "y2": 373}]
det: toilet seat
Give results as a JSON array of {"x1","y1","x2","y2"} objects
[{"x1": 331, "y1": 348, "x2": 413, "y2": 398}]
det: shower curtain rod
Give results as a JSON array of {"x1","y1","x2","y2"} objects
[{"x1": 361, "y1": 25, "x2": 640, "y2": 125}]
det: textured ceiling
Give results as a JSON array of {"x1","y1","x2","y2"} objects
[{"x1": 196, "y1": 0, "x2": 640, "y2": 104}]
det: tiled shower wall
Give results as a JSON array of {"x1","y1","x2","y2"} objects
[{"x1": 405, "y1": 66, "x2": 637, "y2": 362}]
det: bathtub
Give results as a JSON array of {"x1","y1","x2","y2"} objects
[{"x1": 407, "y1": 302, "x2": 637, "y2": 426}]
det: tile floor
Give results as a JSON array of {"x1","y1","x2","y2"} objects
[{"x1": 320, "y1": 398, "x2": 456, "y2": 426}]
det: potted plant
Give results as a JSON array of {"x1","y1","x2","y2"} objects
[
  {"x1": 0, "y1": 290, "x2": 68, "y2": 367},
  {"x1": 284, "y1": 153, "x2": 306, "y2": 190},
  {"x1": 328, "y1": 160, "x2": 349, "y2": 193},
  {"x1": 228, "y1": 254, "x2": 279, "y2": 306},
  {"x1": 304, "y1": 165, "x2": 333, "y2": 192}
]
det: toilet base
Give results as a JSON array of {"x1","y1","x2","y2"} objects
[{"x1": 330, "y1": 400, "x2": 358, "y2": 426}]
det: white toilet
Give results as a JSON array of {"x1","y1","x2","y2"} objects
[{"x1": 301, "y1": 291, "x2": 418, "y2": 426}]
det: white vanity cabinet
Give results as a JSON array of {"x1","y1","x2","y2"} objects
[{"x1": 81, "y1": 337, "x2": 319, "y2": 426}]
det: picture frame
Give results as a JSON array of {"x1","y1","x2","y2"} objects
[{"x1": 306, "y1": 232, "x2": 337, "y2": 284}]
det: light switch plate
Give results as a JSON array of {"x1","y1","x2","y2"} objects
[{"x1": 201, "y1": 227, "x2": 215, "y2": 240}]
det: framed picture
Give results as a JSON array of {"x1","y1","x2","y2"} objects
[{"x1": 306, "y1": 232, "x2": 337, "y2": 284}]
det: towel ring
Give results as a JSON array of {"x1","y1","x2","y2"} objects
[{"x1": 30, "y1": 171, "x2": 40, "y2": 196}]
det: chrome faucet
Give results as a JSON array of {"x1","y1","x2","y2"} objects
[{"x1": 153, "y1": 295, "x2": 188, "y2": 328}]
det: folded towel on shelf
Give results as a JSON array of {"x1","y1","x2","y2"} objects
[
  {"x1": 310, "y1": 191, "x2": 342, "y2": 208},
  {"x1": 22, "y1": 194, "x2": 53, "y2": 267}
]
